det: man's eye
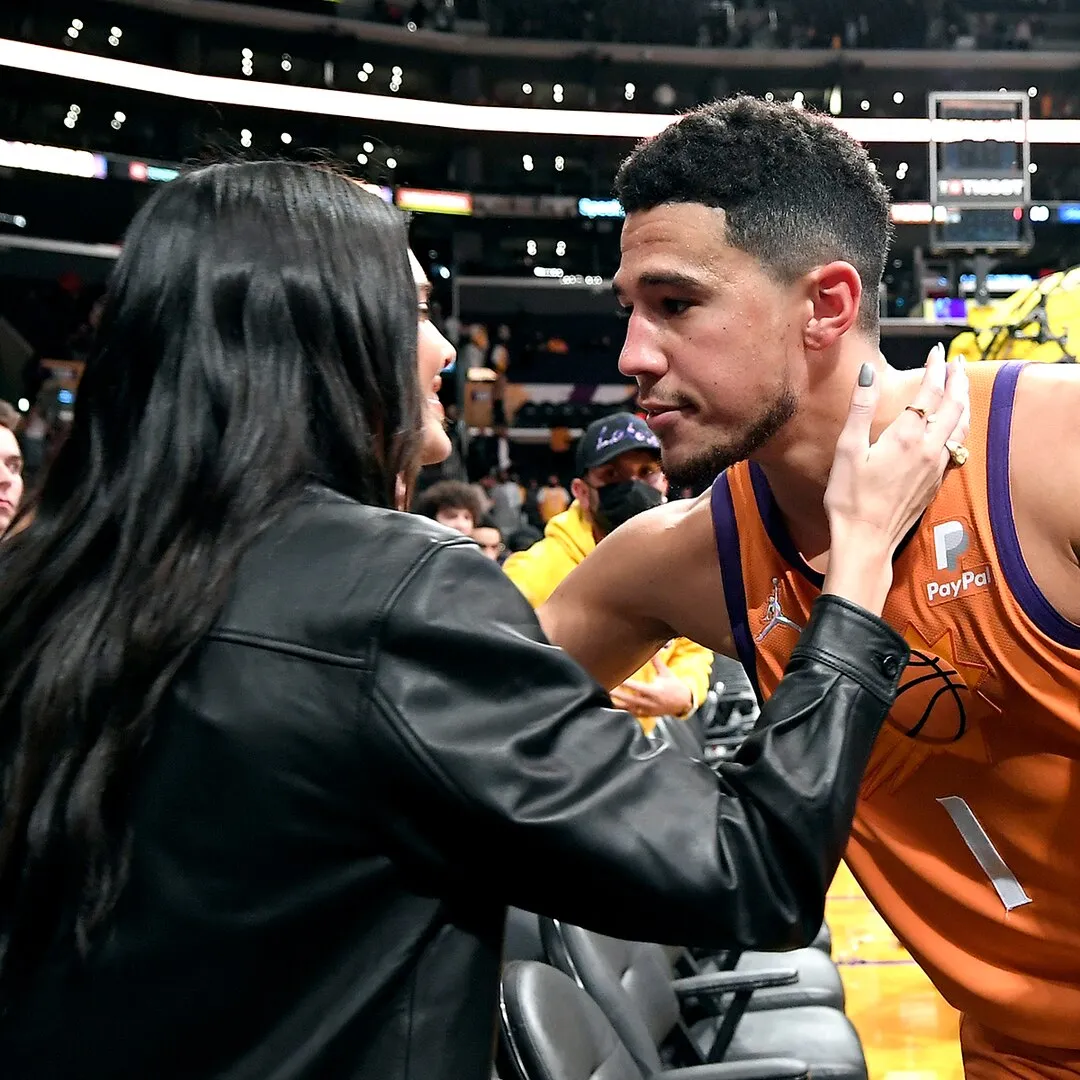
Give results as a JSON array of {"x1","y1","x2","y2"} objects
[{"x1": 662, "y1": 298, "x2": 692, "y2": 316}]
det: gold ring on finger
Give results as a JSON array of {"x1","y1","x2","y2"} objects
[
  {"x1": 905, "y1": 405, "x2": 930, "y2": 421},
  {"x1": 946, "y1": 441, "x2": 969, "y2": 467}
]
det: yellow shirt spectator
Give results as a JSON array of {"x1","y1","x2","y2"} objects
[{"x1": 504, "y1": 413, "x2": 713, "y2": 736}]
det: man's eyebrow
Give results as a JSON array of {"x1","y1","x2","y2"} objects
[
  {"x1": 637, "y1": 271, "x2": 710, "y2": 291},
  {"x1": 614, "y1": 271, "x2": 711, "y2": 300}
]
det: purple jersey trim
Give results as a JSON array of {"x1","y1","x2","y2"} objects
[{"x1": 710, "y1": 474, "x2": 763, "y2": 703}]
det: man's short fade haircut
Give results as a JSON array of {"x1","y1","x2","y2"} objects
[{"x1": 614, "y1": 95, "x2": 893, "y2": 333}]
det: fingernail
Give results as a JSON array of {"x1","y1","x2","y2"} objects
[
  {"x1": 936, "y1": 341, "x2": 946, "y2": 359},
  {"x1": 858, "y1": 363, "x2": 874, "y2": 387}
]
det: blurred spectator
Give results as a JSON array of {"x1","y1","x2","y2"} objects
[
  {"x1": 460, "y1": 325, "x2": 488, "y2": 378},
  {"x1": 537, "y1": 474, "x2": 571, "y2": 523},
  {"x1": 0, "y1": 401, "x2": 25, "y2": 534},
  {"x1": 412, "y1": 479, "x2": 484, "y2": 535},
  {"x1": 489, "y1": 469, "x2": 524, "y2": 537},
  {"x1": 471, "y1": 515, "x2": 504, "y2": 561},
  {"x1": 522, "y1": 478, "x2": 544, "y2": 531},
  {"x1": 475, "y1": 472, "x2": 496, "y2": 514},
  {"x1": 505, "y1": 524, "x2": 542, "y2": 554},
  {"x1": 19, "y1": 406, "x2": 47, "y2": 489}
]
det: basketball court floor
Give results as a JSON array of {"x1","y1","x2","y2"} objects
[{"x1": 827, "y1": 863, "x2": 964, "y2": 1080}]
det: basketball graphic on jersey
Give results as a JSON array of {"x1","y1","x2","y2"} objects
[
  {"x1": 892, "y1": 649, "x2": 970, "y2": 743},
  {"x1": 887, "y1": 626, "x2": 1000, "y2": 748}
]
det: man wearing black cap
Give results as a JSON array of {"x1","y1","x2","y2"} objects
[{"x1": 503, "y1": 413, "x2": 713, "y2": 733}]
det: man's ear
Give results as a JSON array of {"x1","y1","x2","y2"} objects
[
  {"x1": 570, "y1": 477, "x2": 591, "y2": 505},
  {"x1": 802, "y1": 261, "x2": 863, "y2": 352}
]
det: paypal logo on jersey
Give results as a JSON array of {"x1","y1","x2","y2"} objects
[
  {"x1": 926, "y1": 519, "x2": 992, "y2": 605},
  {"x1": 927, "y1": 568, "x2": 992, "y2": 604},
  {"x1": 933, "y1": 520, "x2": 969, "y2": 572}
]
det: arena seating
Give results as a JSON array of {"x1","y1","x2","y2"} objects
[
  {"x1": 540, "y1": 920, "x2": 867, "y2": 1079},
  {"x1": 499, "y1": 960, "x2": 810, "y2": 1080},
  {"x1": 497, "y1": 667, "x2": 862, "y2": 1080}
]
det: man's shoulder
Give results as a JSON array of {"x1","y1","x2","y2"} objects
[
  {"x1": 1005, "y1": 363, "x2": 1080, "y2": 481},
  {"x1": 587, "y1": 491, "x2": 719, "y2": 582},
  {"x1": 545, "y1": 488, "x2": 736, "y2": 660},
  {"x1": 612, "y1": 489, "x2": 714, "y2": 545},
  {"x1": 1008, "y1": 362, "x2": 1080, "y2": 545}
]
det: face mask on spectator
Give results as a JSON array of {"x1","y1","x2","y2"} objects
[{"x1": 592, "y1": 479, "x2": 663, "y2": 534}]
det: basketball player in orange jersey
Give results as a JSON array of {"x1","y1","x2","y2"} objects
[{"x1": 539, "y1": 96, "x2": 1080, "y2": 1080}]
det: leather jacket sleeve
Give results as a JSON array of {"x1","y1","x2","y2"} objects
[{"x1": 367, "y1": 539, "x2": 908, "y2": 951}]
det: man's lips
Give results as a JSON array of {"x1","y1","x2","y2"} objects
[{"x1": 639, "y1": 402, "x2": 691, "y2": 417}]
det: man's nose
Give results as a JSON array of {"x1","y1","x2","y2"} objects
[{"x1": 618, "y1": 314, "x2": 666, "y2": 380}]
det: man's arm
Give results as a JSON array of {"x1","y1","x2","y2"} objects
[{"x1": 537, "y1": 493, "x2": 736, "y2": 691}]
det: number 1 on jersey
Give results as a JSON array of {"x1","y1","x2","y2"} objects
[{"x1": 937, "y1": 796, "x2": 1032, "y2": 912}]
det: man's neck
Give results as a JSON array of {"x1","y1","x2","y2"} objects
[{"x1": 752, "y1": 351, "x2": 922, "y2": 564}]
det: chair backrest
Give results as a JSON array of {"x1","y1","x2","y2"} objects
[
  {"x1": 540, "y1": 919, "x2": 676, "y2": 1075},
  {"x1": 504, "y1": 908, "x2": 546, "y2": 963},
  {"x1": 500, "y1": 960, "x2": 646, "y2": 1080}
]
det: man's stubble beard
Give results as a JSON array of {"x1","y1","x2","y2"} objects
[{"x1": 662, "y1": 384, "x2": 800, "y2": 491}]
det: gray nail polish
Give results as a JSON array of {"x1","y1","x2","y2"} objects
[{"x1": 858, "y1": 363, "x2": 874, "y2": 387}]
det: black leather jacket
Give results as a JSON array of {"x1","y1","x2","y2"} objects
[{"x1": 0, "y1": 489, "x2": 909, "y2": 1080}]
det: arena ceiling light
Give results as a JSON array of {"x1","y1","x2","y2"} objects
[
  {"x1": 0, "y1": 138, "x2": 106, "y2": 179},
  {"x1": 4, "y1": 39, "x2": 1080, "y2": 144},
  {"x1": 395, "y1": 188, "x2": 472, "y2": 215}
]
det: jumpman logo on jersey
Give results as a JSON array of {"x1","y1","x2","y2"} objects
[{"x1": 756, "y1": 578, "x2": 803, "y2": 642}]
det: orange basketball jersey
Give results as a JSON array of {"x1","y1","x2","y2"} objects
[{"x1": 711, "y1": 361, "x2": 1080, "y2": 1046}]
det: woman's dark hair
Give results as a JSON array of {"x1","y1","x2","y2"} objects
[{"x1": 0, "y1": 160, "x2": 421, "y2": 990}]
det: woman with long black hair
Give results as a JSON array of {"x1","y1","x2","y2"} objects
[{"x1": 0, "y1": 161, "x2": 965, "y2": 1080}]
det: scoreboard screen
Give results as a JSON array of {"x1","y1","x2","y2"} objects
[{"x1": 929, "y1": 92, "x2": 1031, "y2": 251}]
